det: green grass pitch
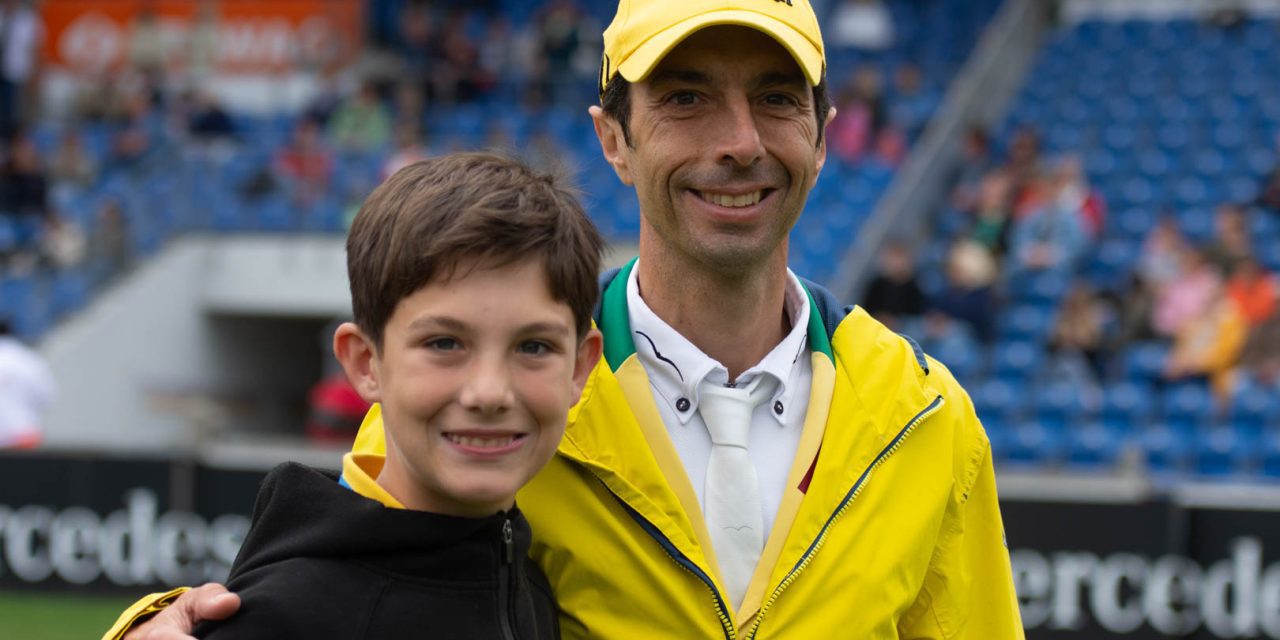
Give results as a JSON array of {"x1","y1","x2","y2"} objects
[{"x1": 0, "y1": 591, "x2": 136, "y2": 640}]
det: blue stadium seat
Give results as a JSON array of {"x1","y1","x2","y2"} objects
[
  {"x1": 1123, "y1": 342, "x2": 1169, "y2": 382},
  {"x1": 1139, "y1": 422, "x2": 1194, "y2": 474},
  {"x1": 1066, "y1": 421, "x2": 1125, "y2": 469},
  {"x1": 1102, "y1": 380, "x2": 1156, "y2": 426},
  {"x1": 1162, "y1": 382, "x2": 1216, "y2": 429},
  {"x1": 1195, "y1": 426, "x2": 1259, "y2": 476},
  {"x1": 1004, "y1": 419, "x2": 1066, "y2": 466},
  {"x1": 992, "y1": 341, "x2": 1044, "y2": 380}
]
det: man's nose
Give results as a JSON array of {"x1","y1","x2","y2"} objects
[{"x1": 714, "y1": 96, "x2": 765, "y2": 167}]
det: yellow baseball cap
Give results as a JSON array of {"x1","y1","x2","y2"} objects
[{"x1": 599, "y1": 0, "x2": 826, "y2": 97}]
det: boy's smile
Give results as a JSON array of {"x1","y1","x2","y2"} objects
[{"x1": 337, "y1": 257, "x2": 602, "y2": 517}]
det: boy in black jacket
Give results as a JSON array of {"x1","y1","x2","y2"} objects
[{"x1": 195, "y1": 153, "x2": 604, "y2": 640}]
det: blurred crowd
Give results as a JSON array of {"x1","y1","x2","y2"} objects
[{"x1": 864, "y1": 123, "x2": 1280, "y2": 409}]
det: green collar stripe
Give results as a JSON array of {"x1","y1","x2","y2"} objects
[
  {"x1": 804, "y1": 286, "x2": 835, "y2": 364},
  {"x1": 600, "y1": 258, "x2": 638, "y2": 371},
  {"x1": 598, "y1": 257, "x2": 835, "y2": 371}
]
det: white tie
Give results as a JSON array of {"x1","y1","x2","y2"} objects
[{"x1": 699, "y1": 374, "x2": 777, "y2": 611}]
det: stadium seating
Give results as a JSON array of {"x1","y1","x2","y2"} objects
[
  {"x1": 966, "y1": 16, "x2": 1280, "y2": 477},
  {"x1": 6, "y1": 0, "x2": 1003, "y2": 341}
]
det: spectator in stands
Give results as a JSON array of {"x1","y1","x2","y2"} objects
[
  {"x1": 391, "y1": 80, "x2": 426, "y2": 133},
  {"x1": 1204, "y1": 202, "x2": 1253, "y2": 273},
  {"x1": 0, "y1": 0, "x2": 43, "y2": 141},
  {"x1": 184, "y1": 0, "x2": 220, "y2": 85},
  {"x1": 1007, "y1": 158, "x2": 1090, "y2": 279},
  {"x1": 1153, "y1": 247, "x2": 1223, "y2": 339},
  {"x1": 1239, "y1": 313, "x2": 1280, "y2": 388},
  {"x1": 110, "y1": 91, "x2": 160, "y2": 169},
  {"x1": 87, "y1": 198, "x2": 133, "y2": 286},
  {"x1": 327, "y1": 81, "x2": 392, "y2": 154},
  {"x1": 830, "y1": 0, "x2": 895, "y2": 50},
  {"x1": 1225, "y1": 257, "x2": 1277, "y2": 327},
  {"x1": 829, "y1": 65, "x2": 903, "y2": 165},
  {"x1": 1003, "y1": 126, "x2": 1043, "y2": 214},
  {"x1": 304, "y1": 63, "x2": 353, "y2": 127},
  {"x1": 1114, "y1": 216, "x2": 1186, "y2": 345},
  {"x1": 48, "y1": 130, "x2": 98, "y2": 195},
  {"x1": 275, "y1": 117, "x2": 334, "y2": 206},
  {"x1": 949, "y1": 126, "x2": 993, "y2": 215},
  {"x1": 1138, "y1": 215, "x2": 1187, "y2": 291},
  {"x1": 862, "y1": 242, "x2": 926, "y2": 330},
  {"x1": 306, "y1": 323, "x2": 372, "y2": 446},
  {"x1": 1, "y1": 131, "x2": 49, "y2": 260},
  {"x1": 525, "y1": 127, "x2": 573, "y2": 175},
  {"x1": 968, "y1": 170, "x2": 1013, "y2": 257},
  {"x1": 380, "y1": 123, "x2": 430, "y2": 181},
  {"x1": 890, "y1": 63, "x2": 934, "y2": 140},
  {"x1": 538, "y1": 0, "x2": 590, "y2": 105},
  {"x1": 1163, "y1": 284, "x2": 1247, "y2": 405},
  {"x1": 39, "y1": 213, "x2": 85, "y2": 272},
  {"x1": 929, "y1": 239, "x2": 998, "y2": 344},
  {"x1": 0, "y1": 317, "x2": 54, "y2": 448},
  {"x1": 127, "y1": 7, "x2": 166, "y2": 76},
  {"x1": 1048, "y1": 283, "x2": 1112, "y2": 385},
  {"x1": 1258, "y1": 166, "x2": 1280, "y2": 214},
  {"x1": 186, "y1": 91, "x2": 236, "y2": 143}
]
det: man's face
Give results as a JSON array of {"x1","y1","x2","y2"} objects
[
  {"x1": 346, "y1": 257, "x2": 601, "y2": 516},
  {"x1": 595, "y1": 26, "x2": 829, "y2": 274}
]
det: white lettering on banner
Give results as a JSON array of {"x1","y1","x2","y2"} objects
[
  {"x1": 1013, "y1": 538, "x2": 1280, "y2": 638},
  {"x1": 1146, "y1": 556, "x2": 1202, "y2": 635},
  {"x1": 0, "y1": 489, "x2": 249, "y2": 587},
  {"x1": 1011, "y1": 549, "x2": 1052, "y2": 628},
  {"x1": 50, "y1": 507, "x2": 101, "y2": 585},
  {"x1": 1093, "y1": 553, "x2": 1147, "y2": 633}
]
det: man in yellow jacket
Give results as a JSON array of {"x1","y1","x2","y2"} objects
[{"x1": 110, "y1": 0, "x2": 1024, "y2": 637}]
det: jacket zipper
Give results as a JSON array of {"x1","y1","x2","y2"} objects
[
  {"x1": 600, "y1": 481, "x2": 737, "y2": 639},
  {"x1": 499, "y1": 518, "x2": 518, "y2": 640},
  {"x1": 743, "y1": 395, "x2": 945, "y2": 639}
]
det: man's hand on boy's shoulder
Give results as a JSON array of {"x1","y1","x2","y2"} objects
[{"x1": 122, "y1": 584, "x2": 239, "y2": 640}]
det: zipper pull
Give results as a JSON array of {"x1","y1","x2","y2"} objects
[{"x1": 502, "y1": 518, "x2": 514, "y2": 564}]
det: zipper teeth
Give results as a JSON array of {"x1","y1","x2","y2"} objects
[
  {"x1": 744, "y1": 396, "x2": 945, "y2": 640},
  {"x1": 598, "y1": 477, "x2": 737, "y2": 639}
]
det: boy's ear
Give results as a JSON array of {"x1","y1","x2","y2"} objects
[
  {"x1": 589, "y1": 105, "x2": 634, "y2": 186},
  {"x1": 333, "y1": 322, "x2": 382, "y2": 403},
  {"x1": 571, "y1": 328, "x2": 604, "y2": 401}
]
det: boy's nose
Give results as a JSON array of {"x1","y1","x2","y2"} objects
[{"x1": 459, "y1": 357, "x2": 515, "y2": 413}]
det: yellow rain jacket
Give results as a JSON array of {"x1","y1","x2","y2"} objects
[{"x1": 106, "y1": 264, "x2": 1023, "y2": 640}]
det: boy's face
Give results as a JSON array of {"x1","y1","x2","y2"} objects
[{"x1": 336, "y1": 257, "x2": 602, "y2": 517}]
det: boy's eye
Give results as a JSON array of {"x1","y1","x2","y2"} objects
[
  {"x1": 517, "y1": 341, "x2": 551, "y2": 356},
  {"x1": 426, "y1": 337, "x2": 460, "y2": 351}
]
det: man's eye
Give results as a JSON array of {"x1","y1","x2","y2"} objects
[
  {"x1": 763, "y1": 93, "x2": 797, "y2": 106},
  {"x1": 668, "y1": 91, "x2": 699, "y2": 106}
]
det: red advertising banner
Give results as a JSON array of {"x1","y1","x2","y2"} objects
[{"x1": 41, "y1": 0, "x2": 362, "y2": 74}]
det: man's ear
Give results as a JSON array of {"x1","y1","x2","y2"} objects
[
  {"x1": 571, "y1": 328, "x2": 604, "y2": 401},
  {"x1": 812, "y1": 105, "x2": 837, "y2": 189},
  {"x1": 333, "y1": 322, "x2": 382, "y2": 403},
  {"x1": 589, "y1": 105, "x2": 634, "y2": 186}
]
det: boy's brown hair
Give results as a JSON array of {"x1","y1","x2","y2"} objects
[{"x1": 346, "y1": 152, "x2": 604, "y2": 348}]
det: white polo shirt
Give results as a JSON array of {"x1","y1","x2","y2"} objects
[{"x1": 626, "y1": 263, "x2": 813, "y2": 536}]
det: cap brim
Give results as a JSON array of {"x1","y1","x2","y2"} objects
[{"x1": 615, "y1": 10, "x2": 823, "y2": 87}]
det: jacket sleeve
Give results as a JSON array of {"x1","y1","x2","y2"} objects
[
  {"x1": 898, "y1": 406, "x2": 1025, "y2": 639},
  {"x1": 100, "y1": 588, "x2": 190, "y2": 640}
]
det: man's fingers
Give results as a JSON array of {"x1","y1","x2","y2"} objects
[
  {"x1": 122, "y1": 584, "x2": 239, "y2": 640},
  {"x1": 194, "y1": 591, "x2": 241, "y2": 622}
]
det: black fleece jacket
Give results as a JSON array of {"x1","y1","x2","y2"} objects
[{"x1": 195, "y1": 462, "x2": 559, "y2": 640}]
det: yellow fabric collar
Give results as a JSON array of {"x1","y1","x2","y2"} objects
[{"x1": 341, "y1": 451, "x2": 405, "y2": 509}]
